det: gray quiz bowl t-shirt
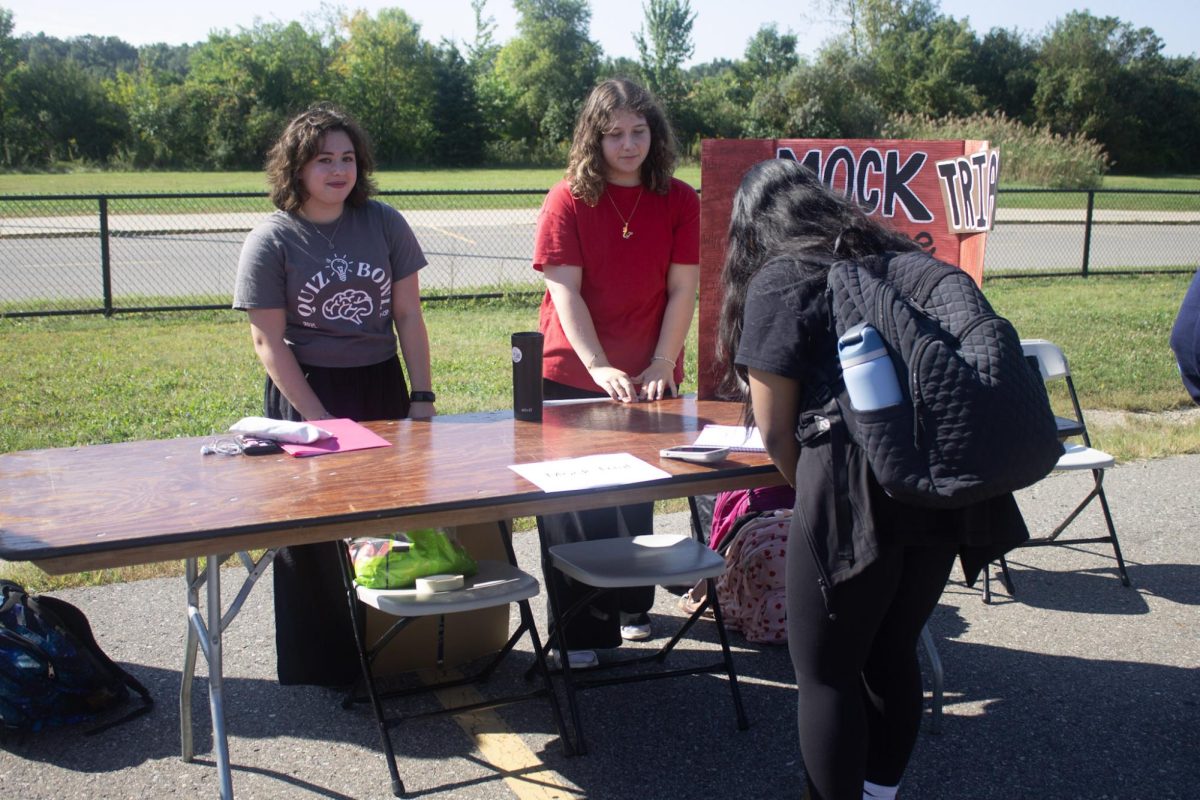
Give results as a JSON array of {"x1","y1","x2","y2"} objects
[{"x1": 233, "y1": 200, "x2": 427, "y2": 368}]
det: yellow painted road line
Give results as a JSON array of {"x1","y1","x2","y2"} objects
[{"x1": 424, "y1": 670, "x2": 579, "y2": 800}]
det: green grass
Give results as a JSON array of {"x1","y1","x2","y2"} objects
[
  {"x1": 12, "y1": 166, "x2": 1189, "y2": 204},
  {"x1": 0, "y1": 166, "x2": 703, "y2": 195},
  {"x1": 1, "y1": 273, "x2": 1194, "y2": 444},
  {"x1": 2, "y1": 273, "x2": 1194, "y2": 456},
  {"x1": 998, "y1": 187, "x2": 1200, "y2": 212},
  {"x1": 0, "y1": 167, "x2": 705, "y2": 215},
  {"x1": 2, "y1": 256, "x2": 1197, "y2": 589},
  {"x1": 1003, "y1": 177, "x2": 1200, "y2": 196},
  {"x1": 1102, "y1": 175, "x2": 1200, "y2": 191},
  {"x1": 0, "y1": 299, "x2": 539, "y2": 452},
  {"x1": 983, "y1": 273, "x2": 1200, "y2": 461},
  {"x1": 998, "y1": 173, "x2": 1200, "y2": 211},
  {"x1": 983, "y1": 274, "x2": 1187, "y2": 411}
]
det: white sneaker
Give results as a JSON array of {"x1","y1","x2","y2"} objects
[
  {"x1": 620, "y1": 622, "x2": 652, "y2": 641},
  {"x1": 549, "y1": 649, "x2": 599, "y2": 669}
]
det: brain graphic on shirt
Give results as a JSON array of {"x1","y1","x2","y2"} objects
[{"x1": 323, "y1": 289, "x2": 373, "y2": 324}]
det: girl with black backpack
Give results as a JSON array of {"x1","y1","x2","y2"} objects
[{"x1": 717, "y1": 158, "x2": 1029, "y2": 800}]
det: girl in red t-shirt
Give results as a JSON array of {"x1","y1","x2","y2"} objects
[{"x1": 532, "y1": 78, "x2": 700, "y2": 665}]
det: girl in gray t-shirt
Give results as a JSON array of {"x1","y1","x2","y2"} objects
[
  {"x1": 232, "y1": 103, "x2": 435, "y2": 686},
  {"x1": 233, "y1": 104, "x2": 434, "y2": 424}
]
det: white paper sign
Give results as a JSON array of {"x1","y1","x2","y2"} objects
[
  {"x1": 509, "y1": 452, "x2": 671, "y2": 493},
  {"x1": 692, "y1": 424, "x2": 765, "y2": 452}
]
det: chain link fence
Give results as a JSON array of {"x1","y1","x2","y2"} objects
[
  {"x1": 988, "y1": 189, "x2": 1200, "y2": 278},
  {"x1": 0, "y1": 190, "x2": 544, "y2": 317},
  {"x1": 1, "y1": 188, "x2": 1197, "y2": 317}
]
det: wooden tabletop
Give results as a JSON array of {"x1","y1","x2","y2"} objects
[{"x1": 0, "y1": 398, "x2": 783, "y2": 574}]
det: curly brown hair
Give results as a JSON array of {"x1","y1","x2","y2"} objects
[
  {"x1": 565, "y1": 78, "x2": 677, "y2": 206},
  {"x1": 265, "y1": 103, "x2": 378, "y2": 213}
]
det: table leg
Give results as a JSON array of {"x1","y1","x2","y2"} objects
[
  {"x1": 181, "y1": 557, "x2": 200, "y2": 762},
  {"x1": 179, "y1": 555, "x2": 234, "y2": 798},
  {"x1": 204, "y1": 554, "x2": 234, "y2": 800},
  {"x1": 178, "y1": 550, "x2": 277, "y2": 799}
]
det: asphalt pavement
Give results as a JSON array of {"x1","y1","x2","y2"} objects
[{"x1": 2, "y1": 454, "x2": 1198, "y2": 799}]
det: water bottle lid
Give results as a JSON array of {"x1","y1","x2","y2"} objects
[{"x1": 837, "y1": 322, "x2": 890, "y2": 368}]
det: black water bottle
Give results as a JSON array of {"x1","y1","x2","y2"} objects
[{"x1": 512, "y1": 331, "x2": 543, "y2": 422}]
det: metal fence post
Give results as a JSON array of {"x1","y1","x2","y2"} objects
[
  {"x1": 1081, "y1": 190, "x2": 1095, "y2": 278},
  {"x1": 99, "y1": 196, "x2": 113, "y2": 316}
]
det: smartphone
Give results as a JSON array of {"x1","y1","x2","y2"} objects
[
  {"x1": 659, "y1": 445, "x2": 731, "y2": 463},
  {"x1": 237, "y1": 435, "x2": 283, "y2": 455}
]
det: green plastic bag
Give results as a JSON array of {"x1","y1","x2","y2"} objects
[{"x1": 350, "y1": 529, "x2": 477, "y2": 590}]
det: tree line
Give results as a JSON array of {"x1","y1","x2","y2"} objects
[{"x1": 0, "y1": 0, "x2": 1197, "y2": 178}]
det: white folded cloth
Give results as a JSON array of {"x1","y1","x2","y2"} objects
[{"x1": 228, "y1": 416, "x2": 333, "y2": 444}]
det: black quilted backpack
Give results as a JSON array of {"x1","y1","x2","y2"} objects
[{"x1": 826, "y1": 250, "x2": 1062, "y2": 509}]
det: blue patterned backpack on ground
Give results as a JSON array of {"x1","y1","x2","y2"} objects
[{"x1": 0, "y1": 580, "x2": 152, "y2": 735}]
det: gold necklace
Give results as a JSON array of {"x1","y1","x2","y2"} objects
[{"x1": 605, "y1": 187, "x2": 644, "y2": 239}]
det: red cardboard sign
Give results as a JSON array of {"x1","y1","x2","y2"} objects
[{"x1": 697, "y1": 138, "x2": 993, "y2": 399}]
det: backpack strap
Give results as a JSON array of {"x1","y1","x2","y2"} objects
[
  {"x1": 795, "y1": 401, "x2": 848, "y2": 622},
  {"x1": 716, "y1": 511, "x2": 767, "y2": 557},
  {"x1": 822, "y1": 398, "x2": 856, "y2": 567},
  {"x1": 83, "y1": 672, "x2": 153, "y2": 735},
  {"x1": 0, "y1": 628, "x2": 54, "y2": 679}
]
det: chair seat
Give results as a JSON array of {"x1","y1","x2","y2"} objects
[
  {"x1": 1054, "y1": 415, "x2": 1086, "y2": 439},
  {"x1": 1056, "y1": 442, "x2": 1116, "y2": 471},
  {"x1": 356, "y1": 559, "x2": 539, "y2": 616},
  {"x1": 549, "y1": 533, "x2": 725, "y2": 589}
]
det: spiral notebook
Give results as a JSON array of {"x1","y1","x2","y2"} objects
[{"x1": 691, "y1": 424, "x2": 765, "y2": 452}]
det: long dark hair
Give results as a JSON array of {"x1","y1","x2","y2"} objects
[
  {"x1": 265, "y1": 103, "x2": 378, "y2": 213},
  {"x1": 565, "y1": 78, "x2": 677, "y2": 205},
  {"x1": 717, "y1": 158, "x2": 920, "y2": 399}
]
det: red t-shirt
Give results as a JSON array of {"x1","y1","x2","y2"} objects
[{"x1": 532, "y1": 178, "x2": 700, "y2": 391}]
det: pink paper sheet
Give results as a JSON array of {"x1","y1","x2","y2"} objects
[{"x1": 279, "y1": 418, "x2": 392, "y2": 457}]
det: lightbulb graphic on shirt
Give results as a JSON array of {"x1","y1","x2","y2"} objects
[{"x1": 327, "y1": 254, "x2": 351, "y2": 282}]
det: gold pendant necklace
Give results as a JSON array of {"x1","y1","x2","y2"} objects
[{"x1": 605, "y1": 187, "x2": 644, "y2": 239}]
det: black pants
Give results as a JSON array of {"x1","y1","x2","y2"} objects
[
  {"x1": 537, "y1": 379, "x2": 655, "y2": 650},
  {"x1": 787, "y1": 538, "x2": 957, "y2": 800},
  {"x1": 266, "y1": 356, "x2": 409, "y2": 687}
]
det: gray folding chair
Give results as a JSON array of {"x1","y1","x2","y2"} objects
[
  {"x1": 985, "y1": 339, "x2": 1130, "y2": 601},
  {"x1": 339, "y1": 522, "x2": 572, "y2": 797},
  {"x1": 534, "y1": 521, "x2": 749, "y2": 755}
]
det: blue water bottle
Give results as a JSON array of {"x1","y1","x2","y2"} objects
[{"x1": 837, "y1": 322, "x2": 903, "y2": 411}]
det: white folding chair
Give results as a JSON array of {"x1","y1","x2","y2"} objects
[
  {"x1": 985, "y1": 339, "x2": 1130, "y2": 601},
  {"x1": 534, "y1": 524, "x2": 749, "y2": 755},
  {"x1": 918, "y1": 624, "x2": 945, "y2": 734},
  {"x1": 339, "y1": 522, "x2": 572, "y2": 797}
]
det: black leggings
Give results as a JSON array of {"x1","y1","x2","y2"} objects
[{"x1": 787, "y1": 538, "x2": 957, "y2": 800}]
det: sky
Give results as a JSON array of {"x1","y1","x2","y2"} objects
[{"x1": 4, "y1": 0, "x2": 1197, "y2": 63}]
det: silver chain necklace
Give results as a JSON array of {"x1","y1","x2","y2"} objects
[{"x1": 304, "y1": 213, "x2": 343, "y2": 249}]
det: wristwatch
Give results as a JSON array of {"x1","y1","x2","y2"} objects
[{"x1": 409, "y1": 391, "x2": 436, "y2": 403}]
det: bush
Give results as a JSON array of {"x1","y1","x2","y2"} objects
[{"x1": 885, "y1": 111, "x2": 1110, "y2": 189}]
